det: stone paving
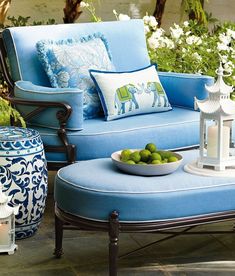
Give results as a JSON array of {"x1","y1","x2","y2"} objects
[{"x1": 1, "y1": 172, "x2": 235, "y2": 275}]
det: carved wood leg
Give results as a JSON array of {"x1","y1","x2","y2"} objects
[
  {"x1": 109, "y1": 211, "x2": 119, "y2": 276},
  {"x1": 54, "y1": 213, "x2": 64, "y2": 258}
]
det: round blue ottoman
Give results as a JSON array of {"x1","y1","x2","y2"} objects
[
  {"x1": 0, "y1": 126, "x2": 48, "y2": 239},
  {"x1": 54, "y1": 150, "x2": 235, "y2": 275}
]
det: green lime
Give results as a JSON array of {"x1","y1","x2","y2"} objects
[
  {"x1": 125, "y1": 160, "x2": 136, "y2": 164},
  {"x1": 145, "y1": 143, "x2": 157, "y2": 153},
  {"x1": 161, "y1": 158, "x2": 168, "y2": 164},
  {"x1": 168, "y1": 156, "x2": 178, "y2": 162},
  {"x1": 129, "y1": 151, "x2": 141, "y2": 163},
  {"x1": 120, "y1": 149, "x2": 132, "y2": 162},
  {"x1": 150, "y1": 152, "x2": 162, "y2": 162},
  {"x1": 160, "y1": 151, "x2": 173, "y2": 159},
  {"x1": 138, "y1": 161, "x2": 147, "y2": 165},
  {"x1": 151, "y1": 159, "x2": 161, "y2": 165},
  {"x1": 139, "y1": 149, "x2": 151, "y2": 162}
]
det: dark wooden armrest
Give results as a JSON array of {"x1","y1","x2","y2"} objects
[{"x1": 5, "y1": 96, "x2": 72, "y2": 129}]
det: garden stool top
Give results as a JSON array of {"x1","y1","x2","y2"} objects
[{"x1": 54, "y1": 150, "x2": 235, "y2": 222}]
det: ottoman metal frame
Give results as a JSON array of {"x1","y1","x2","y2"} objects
[{"x1": 54, "y1": 203, "x2": 235, "y2": 276}]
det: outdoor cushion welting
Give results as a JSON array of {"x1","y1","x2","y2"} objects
[
  {"x1": 54, "y1": 150, "x2": 235, "y2": 222},
  {"x1": 34, "y1": 107, "x2": 201, "y2": 162}
]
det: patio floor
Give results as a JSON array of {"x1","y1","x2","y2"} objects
[{"x1": 1, "y1": 172, "x2": 235, "y2": 275}]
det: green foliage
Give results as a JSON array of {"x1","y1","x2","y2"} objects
[
  {"x1": 145, "y1": 16, "x2": 235, "y2": 91},
  {"x1": 2, "y1": 15, "x2": 56, "y2": 28},
  {"x1": 0, "y1": 97, "x2": 26, "y2": 127},
  {"x1": 180, "y1": 0, "x2": 208, "y2": 25}
]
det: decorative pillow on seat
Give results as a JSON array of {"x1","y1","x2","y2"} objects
[
  {"x1": 89, "y1": 64, "x2": 172, "y2": 121},
  {"x1": 36, "y1": 33, "x2": 114, "y2": 119}
]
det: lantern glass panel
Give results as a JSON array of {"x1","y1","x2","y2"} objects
[{"x1": 0, "y1": 220, "x2": 10, "y2": 246}]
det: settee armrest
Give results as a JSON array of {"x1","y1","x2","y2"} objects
[
  {"x1": 14, "y1": 81, "x2": 84, "y2": 130},
  {"x1": 158, "y1": 72, "x2": 214, "y2": 110}
]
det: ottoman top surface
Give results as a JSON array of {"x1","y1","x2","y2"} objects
[
  {"x1": 57, "y1": 150, "x2": 235, "y2": 194},
  {"x1": 0, "y1": 127, "x2": 39, "y2": 142}
]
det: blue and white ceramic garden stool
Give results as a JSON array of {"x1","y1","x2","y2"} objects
[{"x1": 0, "y1": 126, "x2": 48, "y2": 239}]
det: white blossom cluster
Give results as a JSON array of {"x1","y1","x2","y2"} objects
[
  {"x1": 79, "y1": 3, "x2": 235, "y2": 87},
  {"x1": 217, "y1": 29, "x2": 235, "y2": 74}
]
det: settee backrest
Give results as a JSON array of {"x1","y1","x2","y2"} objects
[{"x1": 3, "y1": 19, "x2": 150, "y2": 87}]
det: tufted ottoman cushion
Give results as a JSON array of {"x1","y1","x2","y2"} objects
[{"x1": 54, "y1": 150, "x2": 235, "y2": 222}]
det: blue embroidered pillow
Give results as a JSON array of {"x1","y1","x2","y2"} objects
[
  {"x1": 90, "y1": 64, "x2": 172, "y2": 121},
  {"x1": 36, "y1": 33, "x2": 114, "y2": 119}
]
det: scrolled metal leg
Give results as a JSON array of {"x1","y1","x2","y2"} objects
[
  {"x1": 109, "y1": 211, "x2": 119, "y2": 276},
  {"x1": 54, "y1": 213, "x2": 64, "y2": 258}
]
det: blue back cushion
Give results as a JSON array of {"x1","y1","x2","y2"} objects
[{"x1": 3, "y1": 20, "x2": 150, "y2": 86}]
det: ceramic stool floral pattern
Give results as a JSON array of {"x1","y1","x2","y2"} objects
[{"x1": 0, "y1": 127, "x2": 47, "y2": 239}]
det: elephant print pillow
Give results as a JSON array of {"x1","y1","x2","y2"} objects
[{"x1": 89, "y1": 64, "x2": 172, "y2": 121}]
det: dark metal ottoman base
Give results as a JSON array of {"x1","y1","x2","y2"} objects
[{"x1": 54, "y1": 204, "x2": 235, "y2": 276}]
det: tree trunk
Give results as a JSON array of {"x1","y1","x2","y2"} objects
[
  {"x1": 0, "y1": 0, "x2": 11, "y2": 25},
  {"x1": 189, "y1": 0, "x2": 204, "y2": 21},
  {"x1": 63, "y1": 0, "x2": 83, "y2": 23},
  {"x1": 153, "y1": 0, "x2": 167, "y2": 27}
]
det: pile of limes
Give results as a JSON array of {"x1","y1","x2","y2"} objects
[{"x1": 120, "y1": 143, "x2": 179, "y2": 165}]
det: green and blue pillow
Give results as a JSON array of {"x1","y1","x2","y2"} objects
[
  {"x1": 89, "y1": 64, "x2": 172, "y2": 121},
  {"x1": 36, "y1": 33, "x2": 114, "y2": 120}
]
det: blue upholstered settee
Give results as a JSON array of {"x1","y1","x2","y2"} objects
[{"x1": 1, "y1": 19, "x2": 214, "y2": 168}]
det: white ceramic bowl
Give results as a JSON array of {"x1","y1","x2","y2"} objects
[{"x1": 111, "y1": 150, "x2": 183, "y2": 176}]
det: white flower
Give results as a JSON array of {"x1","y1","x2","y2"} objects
[
  {"x1": 219, "y1": 33, "x2": 231, "y2": 45},
  {"x1": 148, "y1": 16, "x2": 158, "y2": 29},
  {"x1": 148, "y1": 36, "x2": 159, "y2": 50},
  {"x1": 186, "y1": 35, "x2": 202, "y2": 45},
  {"x1": 80, "y1": 1, "x2": 89, "y2": 8},
  {"x1": 118, "y1": 14, "x2": 130, "y2": 21},
  {"x1": 164, "y1": 37, "x2": 174, "y2": 49},
  {"x1": 217, "y1": 42, "x2": 230, "y2": 51},
  {"x1": 192, "y1": 52, "x2": 202, "y2": 61},
  {"x1": 170, "y1": 24, "x2": 184, "y2": 41},
  {"x1": 220, "y1": 55, "x2": 228, "y2": 63},
  {"x1": 144, "y1": 25, "x2": 150, "y2": 34},
  {"x1": 143, "y1": 15, "x2": 150, "y2": 24},
  {"x1": 227, "y1": 29, "x2": 235, "y2": 39},
  {"x1": 182, "y1": 48, "x2": 187, "y2": 53},
  {"x1": 207, "y1": 49, "x2": 212, "y2": 53},
  {"x1": 183, "y1": 21, "x2": 189, "y2": 27},
  {"x1": 224, "y1": 61, "x2": 234, "y2": 73},
  {"x1": 152, "y1": 28, "x2": 164, "y2": 39}
]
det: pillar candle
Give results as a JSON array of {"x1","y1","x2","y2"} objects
[
  {"x1": 207, "y1": 125, "x2": 230, "y2": 158},
  {"x1": 0, "y1": 222, "x2": 10, "y2": 245}
]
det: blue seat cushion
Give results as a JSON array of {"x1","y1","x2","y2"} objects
[
  {"x1": 54, "y1": 150, "x2": 235, "y2": 222},
  {"x1": 32, "y1": 107, "x2": 201, "y2": 162}
]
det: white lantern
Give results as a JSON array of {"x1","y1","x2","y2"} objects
[
  {"x1": 185, "y1": 63, "x2": 235, "y2": 176},
  {"x1": 0, "y1": 184, "x2": 19, "y2": 255}
]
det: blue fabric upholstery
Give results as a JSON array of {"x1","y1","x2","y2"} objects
[
  {"x1": 2, "y1": 20, "x2": 215, "y2": 164},
  {"x1": 54, "y1": 150, "x2": 235, "y2": 222},
  {"x1": 14, "y1": 81, "x2": 84, "y2": 130},
  {"x1": 34, "y1": 107, "x2": 200, "y2": 162},
  {"x1": 158, "y1": 72, "x2": 214, "y2": 110},
  {"x1": 3, "y1": 20, "x2": 150, "y2": 86}
]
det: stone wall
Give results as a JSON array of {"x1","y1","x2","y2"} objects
[{"x1": 6, "y1": 0, "x2": 235, "y2": 29}]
